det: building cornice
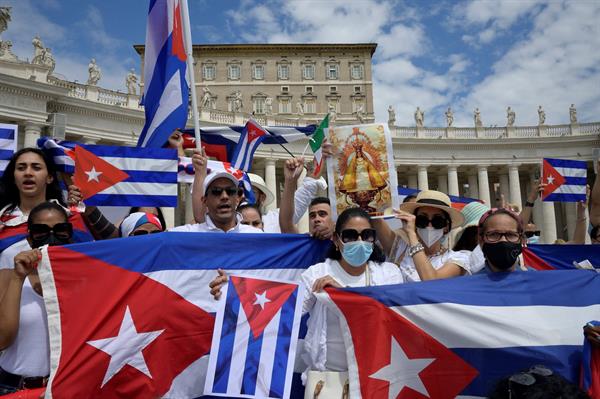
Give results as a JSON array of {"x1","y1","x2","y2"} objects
[
  {"x1": 0, "y1": 73, "x2": 69, "y2": 99},
  {"x1": 134, "y1": 43, "x2": 378, "y2": 56}
]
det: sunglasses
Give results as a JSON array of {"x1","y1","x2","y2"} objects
[
  {"x1": 340, "y1": 228, "x2": 376, "y2": 243},
  {"x1": 208, "y1": 187, "x2": 242, "y2": 197},
  {"x1": 131, "y1": 230, "x2": 162, "y2": 236},
  {"x1": 29, "y1": 222, "x2": 73, "y2": 241},
  {"x1": 415, "y1": 214, "x2": 448, "y2": 229},
  {"x1": 508, "y1": 365, "x2": 553, "y2": 399},
  {"x1": 524, "y1": 231, "x2": 540, "y2": 238}
]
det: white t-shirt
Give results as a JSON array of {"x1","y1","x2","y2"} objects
[
  {"x1": 0, "y1": 277, "x2": 49, "y2": 377},
  {"x1": 300, "y1": 259, "x2": 403, "y2": 373},
  {"x1": 169, "y1": 214, "x2": 262, "y2": 233}
]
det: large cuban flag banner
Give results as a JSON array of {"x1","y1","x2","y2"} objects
[
  {"x1": 204, "y1": 276, "x2": 304, "y2": 398},
  {"x1": 322, "y1": 270, "x2": 600, "y2": 398},
  {"x1": 37, "y1": 233, "x2": 328, "y2": 398}
]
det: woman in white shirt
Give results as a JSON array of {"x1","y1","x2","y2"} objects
[{"x1": 209, "y1": 207, "x2": 403, "y2": 398}]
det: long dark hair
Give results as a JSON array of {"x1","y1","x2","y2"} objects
[
  {"x1": 0, "y1": 148, "x2": 65, "y2": 213},
  {"x1": 326, "y1": 207, "x2": 386, "y2": 262}
]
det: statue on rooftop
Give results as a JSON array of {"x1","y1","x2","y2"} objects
[{"x1": 87, "y1": 58, "x2": 101, "y2": 85}]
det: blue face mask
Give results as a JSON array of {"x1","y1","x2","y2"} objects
[
  {"x1": 341, "y1": 241, "x2": 373, "y2": 267},
  {"x1": 527, "y1": 235, "x2": 540, "y2": 244}
]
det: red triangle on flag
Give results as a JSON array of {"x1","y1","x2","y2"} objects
[
  {"x1": 542, "y1": 159, "x2": 566, "y2": 200},
  {"x1": 246, "y1": 122, "x2": 266, "y2": 143},
  {"x1": 328, "y1": 289, "x2": 478, "y2": 399},
  {"x1": 231, "y1": 276, "x2": 298, "y2": 339},
  {"x1": 73, "y1": 146, "x2": 129, "y2": 200}
]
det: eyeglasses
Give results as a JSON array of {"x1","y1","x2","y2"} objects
[
  {"x1": 208, "y1": 187, "x2": 241, "y2": 197},
  {"x1": 508, "y1": 365, "x2": 553, "y2": 399},
  {"x1": 340, "y1": 228, "x2": 376, "y2": 243},
  {"x1": 524, "y1": 231, "x2": 540, "y2": 238},
  {"x1": 415, "y1": 214, "x2": 448, "y2": 229},
  {"x1": 482, "y1": 230, "x2": 522, "y2": 243},
  {"x1": 29, "y1": 222, "x2": 73, "y2": 241},
  {"x1": 131, "y1": 230, "x2": 162, "y2": 236}
]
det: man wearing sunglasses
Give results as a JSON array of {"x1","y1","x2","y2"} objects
[{"x1": 170, "y1": 171, "x2": 263, "y2": 233}]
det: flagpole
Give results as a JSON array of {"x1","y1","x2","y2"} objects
[{"x1": 180, "y1": 0, "x2": 201, "y2": 149}]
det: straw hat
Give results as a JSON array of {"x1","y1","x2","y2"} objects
[
  {"x1": 247, "y1": 173, "x2": 274, "y2": 206},
  {"x1": 399, "y1": 190, "x2": 465, "y2": 228}
]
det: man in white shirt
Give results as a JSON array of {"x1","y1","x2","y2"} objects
[{"x1": 170, "y1": 171, "x2": 262, "y2": 233}]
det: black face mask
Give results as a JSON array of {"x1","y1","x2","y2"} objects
[
  {"x1": 31, "y1": 232, "x2": 71, "y2": 249},
  {"x1": 482, "y1": 242, "x2": 522, "y2": 270}
]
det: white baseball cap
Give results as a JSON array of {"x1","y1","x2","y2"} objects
[{"x1": 203, "y1": 171, "x2": 239, "y2": 195}]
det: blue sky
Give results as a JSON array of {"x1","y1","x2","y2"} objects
[{"x1": 3, "y1": 0, "x2": 599, "y2": 127}]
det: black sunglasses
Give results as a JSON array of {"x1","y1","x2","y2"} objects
[
  {"x1": 131, "y1": 230, "x2": 162, "y2": 236},
  {"x1": 29, "y1": 222, "x2": 73, "y2": 241},
  {"x1": 208, "y1": 187, "x2": 241, "y2": 197},
  {"x1": 340, "y1": 228, "x2": 376, "y2": 243},
  {"x1": 415, "y1": 214, "x2": 448, "y2": 229},
  {"x1": 524, "y1": 231, "x2": 540, "y2": 238}
]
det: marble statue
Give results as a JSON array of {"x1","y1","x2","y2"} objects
[
  {"x1": 126, "y1": 69, "x2": 138, "y2": 95},
  {"x1": 328, "y1": 103, "x2": 337, "y2": 124},
  {"x1": 570, "y1": 104, "x2": 577, "y2": 124},
  {"x1": 414, "y1": 106, "x2": 424, "y2": 127},
  {"x1": 232, "y1": 91, "x2": 243, "y2": 112},
  {"x1": 0, "y1": 7, "x2": 11, "y2": 39},
  {"x1": 537, "y1": 105, "x2": 545, "y2": 125},
  {"x1": 0, "y1": 39, "x2": 16, "y2": 61},
  {"x1": 296, "y1": 101, "x2": 304, "y2": 116},
  {"x1": 445, "y1": 107, "x2": 454, "y2": 127},
  {"x1": 87, "y1": 58, "x2": 102, "y2": 85},
  {"x1": 41, "y1": 47, "x2": 55, "y2": 74},
  {"x1": 474, "y1": 108, "x2": 482, "y2": 127},
  {"x1": 355, "y1": 104, "x2": 366, "y2": 123},
  {"x1": 387, "y1": 105, "x2": 396, "y2": 126},
  {"x1": 200, "y1": 86, "x2": 212, "y2": 108},
  {"x1": 506, "y1": 106, "x2": 515, "y2": 127},
  {"x1": 32, "y1": 35, "x2": 44, "y2": 64},
  {"x1": 265, "y1": 97, "x2": 273, "y2": 115}
]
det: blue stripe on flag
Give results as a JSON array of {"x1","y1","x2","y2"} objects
[
  {"x1": 83, "y1": 194, "x2": 177, "y2": 207},
  {"x1": 241, "y1": 322, "x2": 264, "y2": 396},
  {"x1": 546, "y1": 158, "x2": 587, "y2": 169},
  {"x1": 564, "y1": 176, "x2": 587, "y2": 186},
  {"x1": 343, "y1": 270, "x2": 600, "y2": 307},
  {"x1": 269, "y1": 288, "x2": 297, "y2": 398},
  {"x1": 84, "y1": 145, "x2": 177, "y2": 159},
  {"x1": 0, "y1": 234, "x2": 27, "y2": 253},
  {"x1": 122, "y1": 170, "x2": 177, "y2": 184},
  {"x1": 0, "y1": 128, "x2": 15, "y2": 140},
  {"x1": 213, "y1": 280, "x2": 240, "y2": 394},
  {"x1": 0, "y1": 149, "x2": 14, "y2": 160},
  {"x1": 545, "y1": 192, "x2": 586, "y2": 202},
  {"x1": 455, "y1": 345, "x2": 581, "y2": 396}
]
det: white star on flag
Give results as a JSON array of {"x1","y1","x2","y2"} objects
[
  {"x1": 86, "y1": 306, "x2": 164, "y2": 387},
  {"x1": 85, "y1": 167, "x2": 102, "y2": 182},
  {"x1": 253, "y1": 291, "x2": 271, "y2": 310},
  {"x1": 370, "y1": 336, "x2": 435, "y2": 399},
  {"x1": 546, "y1": 175, "x2": 555, "y2": 185}
]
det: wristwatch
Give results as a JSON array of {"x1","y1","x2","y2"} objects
[
  {"x1": 408, "y1": 242, "x2": 425, "y2": 257},
  {"x1": 525, "y1": 201, "x2": 535, "y2": 208}
]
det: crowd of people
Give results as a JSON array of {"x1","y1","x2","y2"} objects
[{"x1": 0, "y1": 136, "x2": 598, "y2": 398}]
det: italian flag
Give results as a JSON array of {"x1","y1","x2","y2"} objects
[{"x1": 310, "y1": 114, "x2": 329, "y2": 177}]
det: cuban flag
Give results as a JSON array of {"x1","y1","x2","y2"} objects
[
  {"x1": 321, "y1": 270, "x2": 600, "y2": 398},
  {"x1": 398, "y1": 187, "x2": 481, "y2": 210},
  {"x1": 37, "y1": 233, "x2": 329, "y2": 398},
  {"x1": 72, "y1": 144, "x2": 178, "y2": 207},
  {"x1": 37, "y1": 137, "x2": 76, "y2": 174},
  {"x1": 523, "y1": 244, "x2": 600, "y2": 270},
  {"x1": 231, "y1": 119, "x2": 268, "y2": 172},
  {"x1": 0, "y1": 123, "x2": 17, "y2": 176},
  {"x1": 178, "y1": 157, "x2": 256, "y2": 203},
  {"x1": 204, "y1": 276, "x2": 304, "y2": 398},
  {"x1": 581, "y1": 320, "x2": 600, "y2": 397},
  {"x1": 137, "y1": 0, "x2": 189, "y2": 149},
  {"x1": 542, "y1": 158, "x2": 587, "y2": 202}
]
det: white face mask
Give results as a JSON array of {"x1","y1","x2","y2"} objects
[{"x1": 417, "y1": 227, "x2": 445, "y2": 248}]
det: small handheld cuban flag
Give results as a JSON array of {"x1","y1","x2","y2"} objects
[
  {"x1": 542, "y1": 158, "x2": 587, "y2": 202},
  {"x1": 204, "y1": 275, "x2": 304, "y2": 399},
  {"x1": 0, "y1": 123, "x2": 18, "y2": 176},
  {"x1": 230, "y1": 119, "x2": 268, "y2": 172}
]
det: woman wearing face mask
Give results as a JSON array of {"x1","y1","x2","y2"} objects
[
  {"x1": 209, "y1": 207, "x2": 403, "y2": 398},
  {"x1": 0, "y1": 202, "x2": 73, "y2": 394},
  {"x1": 389, "y1": 190, "x2": 469, "y2": 282},
  {"x1": 476, "y1": 208, "x2": 528, "y2": 273}
]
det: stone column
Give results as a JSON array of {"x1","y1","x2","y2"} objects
[
  {"x1": 508, "y1": 165, "x2": 522, "y2": 209},
  {"x1": 564, "y1": 202, "x2": 577, "y2": 240},
  {"x1": 265, "y1": 158, "x2": 278, "y2": 212},
  {"x1": 499, "y1": 173, "x2": 510, "y2": 205},
  {"x1": 477, "y1": 166, "x2": 491, "y2": 206},
  {"x1": 296, "y1": 167, "x2": 309, "y2": 233},
  {"x1": 437, "y1": 174, "x2": 448, "y2": 194},
  {"x1": 468, "y1": 174, "x2": 479, "y2": 199},
  {"x1": 24, "y1": 123, "x2": 42, "y2": 148},
  {"x1": 417, "y1": 165, "x2": 429, "y2": 191},
  {"x1": 408, "y1": 173, "x2": 418, "y2": 189},
  {"x1": 447, "y1": 166, "x2": 459, "y2": 197},
  {"x1": 541, "y1": 201, "x2": 557, "y2": 243}
]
